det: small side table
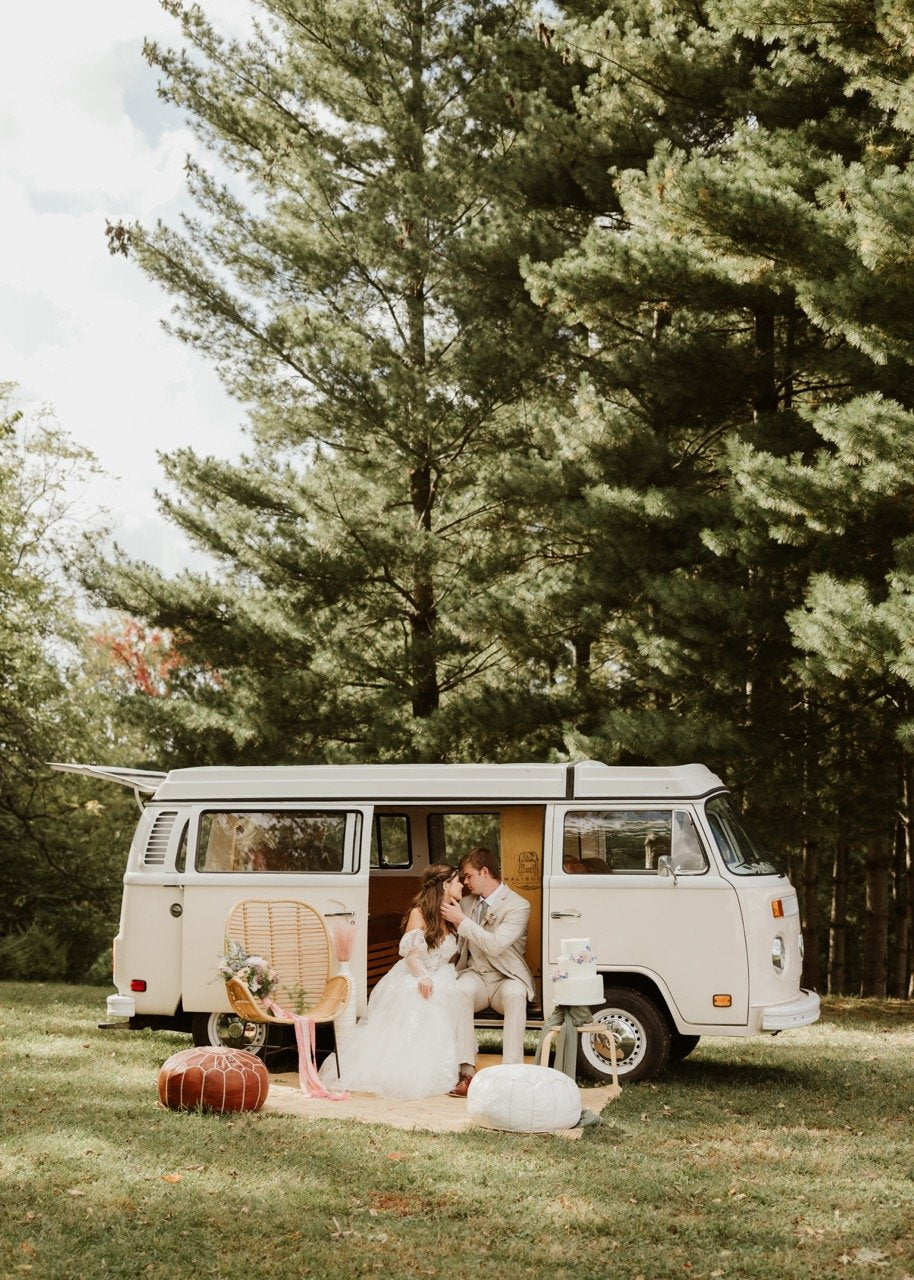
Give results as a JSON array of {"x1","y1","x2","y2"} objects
[{"x1": 539, "y1": 1018, "x2": 621, "y2": 1099}]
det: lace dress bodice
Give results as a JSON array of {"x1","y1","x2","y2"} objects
[{"x1": 399, "y1": 928, "x2": 458, "y2": 974}]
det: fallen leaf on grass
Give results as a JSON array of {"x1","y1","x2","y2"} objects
[
  {"x1": 386, "y1": 1152, "x2": 409, "y2": 1160},
  {"x1": 66, "y1": 1189, "x2": 85, "y2": 1198},
  {"x1": 852, "y1": 1248, "x2": 889, "y2": 1265},
  {"x1": 838, "y1": 1248, "x2": 889, "y2": 1266},
  {"x1": 161, "y1": 1174, "x2": 182, "y2": 1184}
]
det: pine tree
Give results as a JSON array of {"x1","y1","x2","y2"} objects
[
  {"x1": 500, "y1": 0, "x2": 914, "y2": 992},
  {"x1": 95, "y1": 0, "x2": 589, "y2": 762}
]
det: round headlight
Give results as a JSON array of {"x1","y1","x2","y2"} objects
[{"x1": 772, "y1": 935, "x2": 786, "y2": 974}]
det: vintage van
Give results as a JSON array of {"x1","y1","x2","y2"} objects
[{"x1": 58, "y1": 759, "x2": 820, "y2": 1083}]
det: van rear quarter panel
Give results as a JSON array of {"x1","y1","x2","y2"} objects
[
  {"x1": 114, "y1": 800, "x2": 184, "y2": 1014},
  {"x1": 115, "y1": 877, "x2": 183, "y2": 1013}
]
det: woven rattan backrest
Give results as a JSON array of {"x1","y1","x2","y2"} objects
[{"x1": 225, "y1": 898, "x2": 332, "y2": 1015}]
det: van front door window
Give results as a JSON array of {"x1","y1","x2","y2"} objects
[{"x1": 562, "y1": 809, "x2": 707, "y2": 875}]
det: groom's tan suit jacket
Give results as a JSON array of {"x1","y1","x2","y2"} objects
[{"x1": 455, "y1": 883, "x2": 535, "y2": 1000}]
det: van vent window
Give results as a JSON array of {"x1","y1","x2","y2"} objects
[{"x1": 143, "y1": 811, "x2": 178, "y2": 866}]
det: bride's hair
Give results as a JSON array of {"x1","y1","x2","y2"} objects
[{"x1": 403, "y1": 863, "x2": 459, "y2": 949}]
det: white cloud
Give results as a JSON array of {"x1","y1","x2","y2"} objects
[{"x1": 0, "y1": 1, "x2": 257, "y2": 572}]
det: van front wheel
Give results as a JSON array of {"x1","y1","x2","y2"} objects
[
  {"x1": 578, "y1": 988, "x2": 671, "y2": 1084},
  {"x1": 191, "y1": 1011, "x2": 268, "y2": 1056},
  {"x1": 669, "y1": 1032, "x2": 701, "y2": 1063}
]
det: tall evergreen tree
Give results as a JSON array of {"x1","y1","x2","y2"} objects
[
  {"x1": 498, "y1": 0, "x2": 914, "y2": 991},
  {"x1": 95, "y1": 0, "x2": 590, "y2": 762}
]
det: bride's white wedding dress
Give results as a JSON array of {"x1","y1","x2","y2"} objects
[{"x1": 319, "y1": 928, "x2": 459, "y2": 1100}]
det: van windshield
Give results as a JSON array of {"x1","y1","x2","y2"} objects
[{"x1": 705, "y1": 796, "x2": 780, "y2": 877}]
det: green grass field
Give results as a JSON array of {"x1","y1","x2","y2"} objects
[{"x1": 1, "y1": 984, "x2": 912, "y2": 1280}]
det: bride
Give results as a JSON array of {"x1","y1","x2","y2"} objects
[{"x1": 319, "y1": 864, "x2": 463, "y2": 1099}]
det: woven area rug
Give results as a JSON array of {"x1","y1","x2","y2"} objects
[{"x1": 261, "y1": 1054, "x2": 618, "y2": 1135}]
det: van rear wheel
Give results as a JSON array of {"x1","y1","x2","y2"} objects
[
  {"x1": 578, "y1": 987, "x2": 671, "y2": 1084},
  {"x1": 192, "y1": 1011, "x2": 268, "y2": 1056}
]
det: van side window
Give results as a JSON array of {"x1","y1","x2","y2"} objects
[
  {"x1": 563, "y1": 810, "x2": 674, "y2": 874},
  {"x1": 197, "y1": 811, "x2": 347, "y2": 873},
  {"x1": 427, "y1": 812, "x2": 500, "y2": 867},
  {"x1": 371, "y1": 815, "x2": 412, "y2": 868}
]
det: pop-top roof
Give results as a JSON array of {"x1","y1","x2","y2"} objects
[{"x1": 144, "y1": 760, "x2": 724, "y2": 804}]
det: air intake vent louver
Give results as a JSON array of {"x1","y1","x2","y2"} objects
[{"x1": 143, "y1": 810, "x2": 178, "y2": 866}]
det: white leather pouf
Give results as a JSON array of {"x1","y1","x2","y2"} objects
[{"x1": 466, "y1": 1064, "x2": 582, "y2": 1132}]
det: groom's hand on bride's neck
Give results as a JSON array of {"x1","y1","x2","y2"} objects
[{"x1": 441, "y1": 899, "x2": 464, "y2": 926}]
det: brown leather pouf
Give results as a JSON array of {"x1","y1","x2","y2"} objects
[{"x1": 157, "y1": 1047, "x2": 269, "y2": 1113}]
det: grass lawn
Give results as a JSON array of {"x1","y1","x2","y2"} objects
[{"x1": 1, "y1": 984, "x2": 913, "y2": 1280}]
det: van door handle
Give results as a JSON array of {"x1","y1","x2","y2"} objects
[{"x1": 550, "y1": 910, "x2": 581, "y2": 918}]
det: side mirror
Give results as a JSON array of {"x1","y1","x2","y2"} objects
[{"x1": 657, "y1": 855, "x2": 677, "y2": 884}]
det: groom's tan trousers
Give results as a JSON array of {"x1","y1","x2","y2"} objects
[{"x1": 455, "y1": 970, "x2": 528, "y2": 1068}]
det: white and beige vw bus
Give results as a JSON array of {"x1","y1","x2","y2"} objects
[{"x1": 58, "y1": 759, "x2": 819, "y2": 1082}]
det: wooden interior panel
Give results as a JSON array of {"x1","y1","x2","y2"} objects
[
  {"x1": 500, "y1": 806, "x2": 545, "y2": 995},
  {"x1": 367, "y1": 874, "x2": 421, "y2": 990},
  {"x1": 368, "y1": 874, "x2": 421, "y2": 919}
]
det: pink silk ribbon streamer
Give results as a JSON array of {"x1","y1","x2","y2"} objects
[{"x1": 264, "y1": 997, "x2": 349, "y2": 1100}]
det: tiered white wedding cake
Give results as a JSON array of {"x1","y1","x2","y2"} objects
[{"x1": 551, "y1": 938, "x2": 604, "y2": 1006}]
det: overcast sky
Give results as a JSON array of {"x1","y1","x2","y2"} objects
[{"x1": 0, "y1": 2, "x2": 255, "y2": 573}]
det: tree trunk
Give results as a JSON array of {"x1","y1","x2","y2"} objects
[
  {"x1": 752, "y1": 306, "x2": 778, "y2": 419},
  {"x1": 828, "y1": 839, "x2": 849, "y2": 995},
  {"x1": 889, "y1": 807, "x2": 910, "y2": 997},
  {"x1": 571, "y1": 633, "x2": 591, "y2": 692},
  {"x1": 782, "y1": 302, "x2": 795, "y2": 411},
  {"x1": 801, "y1": 836, "x2": 820, "y2": 991},
  {"x1": 899, "y1": 759, "x2": 914, "y2": 998},
  {"x1": 860, "y1": 834, "x2": 891, "y2": 997},
  {"x1": 405, "y1": 2, "x2": 438, "y2": 724},
  {"x1": 408, "y1": 463, "x2": 439, "y2": 720}
]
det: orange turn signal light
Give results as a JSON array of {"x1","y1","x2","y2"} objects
[
  {"x1": 713, "y1": 994, "x2": 732, "y2": 1008},
  {"x1": 771, "y1": 899, "x2": 784, "y2": 918}
]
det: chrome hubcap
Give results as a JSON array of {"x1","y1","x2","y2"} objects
[
  {"x1": 208, "y1": 1012, "x2": 267, "y2": 1052},
  {"x1": 584, "y1": 1010, "x2": 645, "y2": 1073}
]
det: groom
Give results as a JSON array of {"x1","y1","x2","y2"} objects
[{"x1": 440, "y1": 845, "x2": 534, "y2": 1098}]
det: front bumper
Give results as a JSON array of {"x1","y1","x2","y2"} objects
[
  {"x1": 760, "y1": 988, "x2": 820, "y2": 1032},
  {"x1": 106, "y1": 993, "x2": 136, "y2": 1018}
]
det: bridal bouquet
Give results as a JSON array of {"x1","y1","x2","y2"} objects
[{"x1": 218, "y1": 940, "x2": 278, "y2": 999}]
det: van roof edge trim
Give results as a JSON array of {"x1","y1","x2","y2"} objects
[{"x1": 144, "y1": 787, "x2": 729, "y2": 806}]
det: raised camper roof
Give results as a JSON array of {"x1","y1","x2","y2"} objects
[{"x1": 146, "y1": 760, "x2": 725, "y2": 804}]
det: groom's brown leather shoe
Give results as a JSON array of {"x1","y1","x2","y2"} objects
[{"x1": 448, "y1": 1073, "x2": 472, "y2": 1098}]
